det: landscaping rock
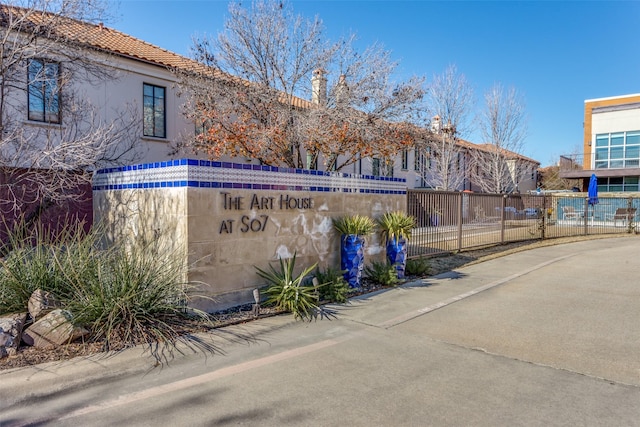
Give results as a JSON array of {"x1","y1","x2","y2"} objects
[
  {"x1": 28, "y1": 289, "x2": 61, "y2": 320},
  {"x1": 0, "y1": 313, "x2": 28, "y2": 358},
  {"x1": 22, "y1": 309, "x2": 88, "y2": 349}
]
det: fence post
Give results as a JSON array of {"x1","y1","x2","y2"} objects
[
  {"x1": 583, "y1": 197, "x2": 589, "y2": 235},
  {"x1": 500, "y1": 194, "x2": 506, "y2": 244},
  {"x1": 457, "y1": 192, "x2": 463, "y2": 252},
  {"x1": 627, "y1": 197, "x2": 634, "y2": 234},
  {"x1": 541, "y1": 195, "x2": 547, "y2": 240}
]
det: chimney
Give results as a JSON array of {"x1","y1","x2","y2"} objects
[
  {"x1": 311, "y1": 69, "x2": 327, "y2": 106},
  {"x1": 443, "y1": 120, "x2": 455, "y2": 135},
  {"x1": 431, "y1": 115, "x2": 441, "y2": 133},
  {"x1": 336, "y1": 74, "x2": 349, "y2": 106}
]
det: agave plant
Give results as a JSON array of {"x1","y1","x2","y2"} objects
[
  {"x1": 377, "y1": 211, "x2": 416, "y2": 243},
  {"x1": 255, "y1": 252, "x2": 318, "y2": 321},
  {"x1": 377, "y1": 211, "x2": 416, "y2": 280},
  {"x1": 332, "y1": 215, "x2": 376, "y2": 236}
]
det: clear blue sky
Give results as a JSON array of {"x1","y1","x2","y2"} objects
[{"x1": 110, "y1": 0, "x2": 640, "y2": 167}]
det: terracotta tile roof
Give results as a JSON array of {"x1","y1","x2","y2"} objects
[
  {"x1": 0, "y1": 6, "x2": 539, "y2": 160},
  {"x1": 0, "y1": 5, "x2": 312, "y2": 109},
  {"x1": 455, "y1": 138, "x2": 478, "y2": 149},
  {"x1": 73, "y1": 23, "x2": 198, "y2": 69},
  {"x1": 474, "y1": 143, "x2": 539, "y2": 164},
  {"x1": 449, "y1": 138, "x2": 538, "y2": 164},
  {"x1": 0, "y1": 5, "x2": 198, "y2": 68}
]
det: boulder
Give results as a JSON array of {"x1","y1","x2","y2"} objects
[
  {"x1": 0, "y1": 312, "x2": 28, "y2": 358},
  {"x1": 28, "y1": 289, "x2": 61, "y2": 320},
  {"x1": 22, "y1": 309, "x2": 88, "y2": 349}
]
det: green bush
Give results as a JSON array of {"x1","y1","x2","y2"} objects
[
  {"x1": 0, "y1": 222, "x2": 212, "y2": 361},
  {"x1": 0, "y1": 221, "x2": 93, "y2": 314},
  {"x1": 364, "y1": 260, "x2": 399, "y2": 287},
  {"x1": 60, "y1": 240, "x2": 206, "y2": 354},
  {"x1": 0, "y1": 245, "x2": 58, "y2": 314},
  {"x1": 314, "y1": 267, "x2": 349, "y2": 303},
  {"x1": 405, "y1": 257, "x2": 431, "y2": 276},
  {"x1": 256, "y1": 253, "x2": 318, "y2": 321}
]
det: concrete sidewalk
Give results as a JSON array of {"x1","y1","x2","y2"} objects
[{"x1": 2, "y1": 236, "x2": 640, "y2": 426}]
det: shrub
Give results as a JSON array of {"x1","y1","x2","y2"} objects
[
  {"x1": 314, "y1": 267, "x2": 349, "y2": 303},
  {"x1": 364, "y1": 260, "x2": 399, "y2": 287},
  {"x1": 405, "y1": 257, "x2": 431, "y2": 277},
  {"x1": 0, "y1": 221, "x2": 94, "y2": 315},
  {"x1": 0, "y1": 245, "x2": 58, "y2": 314},
  {"x1": 256, "y1": 253, "x2": 318, "y2": 321},
  {"x1": 0, "y1": 222, "x2": 213, "y2": 362},
  {"x1": 60, "y1": 239, "x2": 208, "y2": 356}
]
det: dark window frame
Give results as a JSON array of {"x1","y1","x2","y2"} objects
[
  {"x1": 143, "y1": 83, "x2": 166, "y2": 138},
  {"x1": 28, "y1": 59, "x2": 61, "y2": 123},
  {"x1": 372, "y1": 158, "x2": 380, "y2": 176}
]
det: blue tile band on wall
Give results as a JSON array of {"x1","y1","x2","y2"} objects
[{"x1": 93, "y1": 159, "x2": 407, "y2": 194}]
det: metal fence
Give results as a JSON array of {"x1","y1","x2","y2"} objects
[{"x1": 406, "y1": 190, "x2": 639, "y2": 258}]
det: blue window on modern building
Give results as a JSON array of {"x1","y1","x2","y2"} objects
[{"x1": 594, "y1": 131, "x2": 640, "y2": 169}]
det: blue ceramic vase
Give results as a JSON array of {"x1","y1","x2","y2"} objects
[
  {"x1": 386, "y1": 236, "x2": 408, "y2": 278},
  {"x1": 340, "y1": 234, "x2": 365, "y2": 287}
]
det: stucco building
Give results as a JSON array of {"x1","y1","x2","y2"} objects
[{"x1": 1, "y1": 6, "x2": 538, "y2": 192}]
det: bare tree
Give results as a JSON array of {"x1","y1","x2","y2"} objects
[
  {"x1": 538, "y1": 165, "x2": 580, "y2": 191},
  {"x1": 541, "y1": 149, "x2": 582, "y2": 191},
  {"x1": 472, "y1": 83, "x2": 528, "y2": 193},
  {"x1": 427, "y1": 64, "x2": 475, "y2": 137},
  {"x1": 0, "y1": 1, "x2": 139, "y2": 241},
  {"x1": 417, "y1": 65, "x2": 474, "y2": 190},
  {"x1": 176, "y1": 0, "x2": 426, "y2": 171}
]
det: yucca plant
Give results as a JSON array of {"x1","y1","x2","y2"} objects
[
  {"x1": 332, "y1": 215, "x2": 376, "y2": 236},
  {"x1": 256, "y1": 253, "x2": 318, "y2": 321}
]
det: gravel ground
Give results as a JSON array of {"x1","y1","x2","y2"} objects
[{"x1": 0, "y1": 234, "x2": 630, "y2": 371}]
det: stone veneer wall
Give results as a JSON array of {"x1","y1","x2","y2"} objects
[{"x1": 93, "y1": 159, "x2": 407, "y2": 312}]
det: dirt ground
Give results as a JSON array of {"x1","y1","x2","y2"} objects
[{"x1": 0, "y1": 234, "x2": 631, "y2": 371}]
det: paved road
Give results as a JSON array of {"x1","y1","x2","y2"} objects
[{"x1": 2, "y1": 237, "x2": 640, "y2": 426}]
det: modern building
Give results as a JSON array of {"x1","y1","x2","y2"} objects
[{"x1": 560, "y1": 93, "x2": 640, "y2": 192}]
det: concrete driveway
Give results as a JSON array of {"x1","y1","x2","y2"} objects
[{"x1": 2, "y1": 236, "x2": 639, "y2": 426}]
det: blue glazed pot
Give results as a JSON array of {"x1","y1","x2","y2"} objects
[
  {"x1": 340, "y1": 234, "x2": 365, "y2": 288},
  {"x1": 386, "y1": 236, "x2": 408, "y2": 279}
]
